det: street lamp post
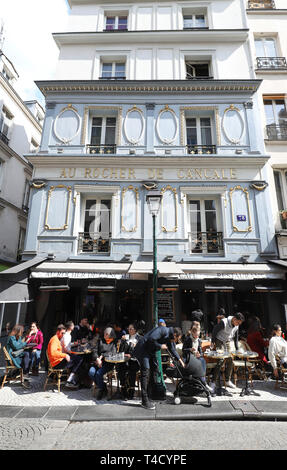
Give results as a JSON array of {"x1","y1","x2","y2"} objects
[{"x1": 146, "y1": 190, "x2": 166, "y2": 399}]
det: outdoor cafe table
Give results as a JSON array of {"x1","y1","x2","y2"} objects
[
  {"x1": 232, "y1": 350, "x2": 260, "y2": 397},
  {"x1": 105, "y1": 355, "x2": 130, "y2": 400},
  {"x1": 203, "y1": 350, "x2": 233, "y2": 397}
]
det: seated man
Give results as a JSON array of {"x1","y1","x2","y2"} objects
[
  {"x1": 88, "y1": 327, "x2": 117, "y2": 400},
  {"x1": 211, "y1": 312, "x2": 245, "y2": 391},
  {"x1": 133, "y1": 325, "x2": 185, "y2": 410},
  {"x1": 72, "y1": 317, "x2": 92, "y2": 343},
  {"x1": 47, "y1": 324, "x2": 83, "y2": 389}
]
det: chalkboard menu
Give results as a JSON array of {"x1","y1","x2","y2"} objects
[{"x1": 152, "y1": 290, "x2": 175, "y2": 324}]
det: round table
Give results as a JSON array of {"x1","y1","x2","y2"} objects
[
  {"x1": 232, "y1": 350, "x2": 260, "y2": 397},
  {"x1": 105, "y1": 356, "x2": 130, "y2": 400},
  {"x1": 204, "y1": 350, "x2": 233, "y2": 397}
]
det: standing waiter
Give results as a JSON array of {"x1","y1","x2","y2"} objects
[{"x1": 133, "y1": 325, "x2": 184, "y2": 409}]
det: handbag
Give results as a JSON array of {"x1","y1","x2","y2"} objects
[{"x1": 11, "y1": 348, "x2": 25, "y2": 358}]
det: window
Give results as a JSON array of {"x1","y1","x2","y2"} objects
[
  {"x1": 30, "y1": 138, "x2": 39, "y2": 153},
  {"x1": 186, "y1": 117, "x2": 215, "y2": 154},
  {"x1": 105, "y1": 15, "x2": 128, "y2": 30},
  {"x1": 79, "y1": 198, "x2": 111, "y2": 253},
  {"x1": 89, "y1": 117, "x2": 117, "y2": 154},
  {"x1": 0, "y1": 106, "x2": 13, "y2": 144},
  {"x1": 188, "y1": 199, "x2": 223, "y2": 254},
  {"x1": 17, "y1": 227, "x2": 26, "y2": 261},
  {"x1": 255, "y1": 37, "x2": 277, "y2": 57},
  {"x1": 22, "y1": 180, "x2": 30, "y2": 213},
  {"x1": 273, "y1": 170, "x2": 287, "y2": 229},
  {"x1": 264, "y1": 97, "x2": 287, "y2": 140},
  {"x1": 183, "y1": 14, "x2": 206, "y2": 29},
  {"x1": 186, "y1": 62, "x2": 210, "y2": 79},
  {"x1": 100, "y1": 62, "x2": 126, "y2": 79}
]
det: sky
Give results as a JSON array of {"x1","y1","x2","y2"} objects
[{"x1": 0, "y1": 0, "x2": 70, "y2": 107}]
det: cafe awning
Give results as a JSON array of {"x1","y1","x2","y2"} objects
[
  {"x1": 128, "y1": 262, "x2": 184, "y2": 275},
  {"x1": 30, "y1": 262, "x2": 131, "y2": 279},
  {"x1": 0, "y1": 256, "x2": 47, "y2": 303}
]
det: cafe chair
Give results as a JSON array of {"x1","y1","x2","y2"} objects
[
  {"x1": 1, "y1": 346, "x2": 25, "y2": 389},
  {"x1": 44, "y1": 350, "x2": 68, "y2": 393},
  {"x1": 275, "y1": 355, "x2": 287, "y2": 390},
  {"x1": 205, "y1": 358, "x2": 226, "y2": 388},
  {"x1": 242, "y1": 339, "x2": 268, "y2": 381},
  {"x1": 232, "y1": 340, "x2": 255, "y2": 387}
]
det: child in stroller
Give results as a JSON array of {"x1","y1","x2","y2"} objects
[{"x1": 165, "y1": 349, "x2": 212, "y2": 407}]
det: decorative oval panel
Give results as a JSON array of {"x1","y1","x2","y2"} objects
[
  {"x1": 156, "y1": 105, "x2": 178, "y2": 144},
  {"x1": 161, "y1": 185, "x2": 178, "y2": 232},
  {"x1": 124, "y1": 106, "x2": 145, "y2": 145},
  {"x1": 121, "y1": 186, "x2": 139, "y2": 233},
  {"x1": 222, "y1": 105, "x2": 244, "y2": 144},
  {"x1": 54, "y1": 105, "x2": 81, "y2": 144},
  {"x1": 44, "y1": 185, "x2": 72, "y2": 231}
]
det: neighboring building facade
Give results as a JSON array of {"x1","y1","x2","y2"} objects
[
  {"x1": 0, "y1": 50, "x2": 44, "y2": 332},
  {"x1": 246, "y1": 0, "x2": 287, "y2": 262},
  {"x1": 19, "y1": 0, "x2": 287, "y2": 336}
]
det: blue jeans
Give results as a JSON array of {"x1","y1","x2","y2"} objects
[
  {"x1": 89, "y1": 363, "x2": 114, "y2": 390},
  {"x1": 30, "y1": 350, "x2": 41, "y2": 369}
]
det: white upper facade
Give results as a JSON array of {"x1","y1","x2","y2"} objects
[{"x1": 54, "y1": 0, "x2": 253, "y2": 81}]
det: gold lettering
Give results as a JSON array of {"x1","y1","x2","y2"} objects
[
  {"x1": 84, "y1": 168, "x2": 91, "y2": 178},
  {"x1": 187, "y1": 169, "x2": 193, "y2": 179},
  {"x1": 102, "y1": 168, "x2": 109, "y2": 178},
  {"x1": 119, "y1": 168, "x2": 126, "y2": 179},
  {"x1": 148, "y1": 169, "x2": 156, "y2": 179},
  {"x1": 68, "y1": 168, "x2": 76, "y2": 178},
  {"x1": 156, "y1": 169, "x2": 163, "y2": 179},
  {"x1": 221, "y1": 169, "x2": 227, "y2": 179},
  {"x1": 177, "y1": 169, "x2": 184, "y2": 179},
  {"x1": 128, "y1": 168, "x2": 136, "y2": 179},
  {"x1": 93, "y1": 168, "x2": 100, "y2": 178},
  {"x1": 60, "y1": 168, "x2": 67, "y2": 178},
  {"x1": 110, "y1": 168, "x2": 118, "y2": 179},
  {"x1": 230, "y1": 168, "x2": 236, "y2": 179},
  {"x1": 195, "y1": 169, "x2": 203, "y2": 179},
  {"x1": 213, "y1": 170, "x2": 220, "y2": 179}
]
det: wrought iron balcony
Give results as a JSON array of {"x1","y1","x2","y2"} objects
[
  {"x1": 0, "y1": 131, "x2": 9, "y2": 145},
  {"x1": 256, "y1": 57, "x2": 287, "y2": 70},
  {"x1": 266, "y1": 124, "x2": 287, "y2": 141},
  {"x1": 248, "y1": 0, "x2": 275, "y2": 9},
  {"x1": 78, "y1": 232, "x2": 111, "y2": 254},
  {"x1": 189, "y1": 231, "x2": 223, "y2": 254},
  {"x1": 187, "y1": 144, "x2": 217, "y2": 155},
  {"x1": 87, "y1": 144, "x2": 117, "y2": 155}
]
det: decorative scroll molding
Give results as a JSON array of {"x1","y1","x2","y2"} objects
[
  {"x1": 180, "y1": 106, "x2": 221, "y2": 146},
  {"x1": 161, "y1": 185, "x2": 178, "y2": 232},
  {"x1": 53, "y1": 104, "x2": 81, "y2": 144},
  {"x1": 121, "y1": 185, "x2": 139, "y2": 233},
  {"x1": 123, "y1": 105, "x2": 145, "y2": 145},
  {"x1": 156, "y1": 105, "x2": 178, "y2": 145},
  {"x1": 81, "y1": 106, "x2": 122, "y2": 146},
  {"x1": 44, "y1": 185, "x2": 72, "y2": 230},
  {"x1": 222, "y1": 104, "x2": 244, "y2": 145},
  {"x1": 229, "y1": 185, "x2": 252, "y2": 233}
]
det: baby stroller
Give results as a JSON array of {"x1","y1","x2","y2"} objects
[{"x1": 165, "y1": 349, "x2": 212, "y2": 407}]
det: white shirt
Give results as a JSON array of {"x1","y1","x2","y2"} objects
[
  {"x1": 61, "y1": 331, "x2": 72, "y2": 353},
  {"x1": 268, "y1": 335, "x2": 287, "y2": 370}
]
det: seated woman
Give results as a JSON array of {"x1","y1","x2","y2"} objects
[
  {"x1": 6, "y1": 324, "x2": 30, "y2": 379},
  {"x1": 247, "y1": 316, "x2": 268, "y2": 364},
  {"x1": 25, "y1": 322, "x2": 44, "y2": 375},
  {"x1": 268, "y1": 324, "x2": 287, "y2": 380},
  {"x1": 182, "y1": 325, "x2": 213, "y2": 393},
  {"x1": 88, "y1": 327, "x2": 117, "y2": 400},
  {"x1": 117, "y1": 323, "x2": 142, "y2": 400}
]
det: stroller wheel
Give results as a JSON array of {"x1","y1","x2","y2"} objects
[{"x1": 174, "y1": 396, "x2": 181, "y2": 405}]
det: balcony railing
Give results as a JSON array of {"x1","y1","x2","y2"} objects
[
  {"x1": 256, "y1": 57, "x2": 287, "y2": 70},
  {"x1": 187, "y1": 144, "x2": 217, "y2": 155},
  {"x1": 99, "y1": 76, "x2": 126, "y2": 80},
  {"x1": 87, "y1": 144, "x2": 117, "y2": 155},
  {"x1": 78, "y1": 232, "x2": 111, "y2": 254},
  {"x1": 186, "y1": 74, "x2": 213, "y2": 80},
  {"x1": 266, "y1": 124, "x2": 287, "y2": 141},
  {"x1": 248, "y1": 0, "x2": 275, "y2": 9},
  {"x1": 0, "y1": 131, "x2": 9, "y2": 145},
  {"x1": 189, "y1": 231, "x2": 223, "y2": 254}
]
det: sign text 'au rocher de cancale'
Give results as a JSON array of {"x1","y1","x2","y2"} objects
[{"x1": 59, "y1": 167, "x2": 238, "y2": 180}]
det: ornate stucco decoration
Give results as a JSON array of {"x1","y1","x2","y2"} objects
[
  {"x1": 31, "y1": 180, "x2": 47, "y2": 189},
  {"x1": 53, "y1": 104, "x2": 81, "y2": 144},
  {"x1": 121, "y1": 185, "x2": 139, "y2": 233},
  {"x1": 229, "y1": 185, "x2": 252, "y2": 233},
  {"x1": 161, "y1": 185, "x2": 178, "y2": 233},
  {"x1": 180, "y1": 106, "x2": 221, "y2": 146},
  {"x1": 44, "y1": 184, "x2": 72, "y2": 230},
  {"x1": 156, "y1": 105, "x2": 178, "y2": 145},
  {"x1": 222, "y1": 104, "x2": 245, "y2": 145},
  {"x1": 250, "y1": 181, "x2": 268, "y2": 191},
  {"x1": 142, "y1": 182, "x2": 158, "y2": 190},
  {"x1": 124, "y1": 105, "x2": 145, "y2": 145}
]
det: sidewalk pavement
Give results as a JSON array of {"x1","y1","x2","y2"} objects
[{"x1": 1, "y1": 370, "x2": 287, "y2": 421}]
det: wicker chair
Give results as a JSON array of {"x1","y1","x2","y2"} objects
[
  {"x1": 275, "y1": 355, "x2": 287, "y2": 390},
  {"x1": 44, "y1": 350, "x2": 68, "y2": 393},
  {"x1": 232, "y1": 340, "x2": 255, "y2": 387},
  {"x1": 1, "y1": 346, "x2": 25, "y2": 389}
]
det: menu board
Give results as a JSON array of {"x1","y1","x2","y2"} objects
[{"x1": 152, "y1": 290, "x2": 175, "y2": 324}]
